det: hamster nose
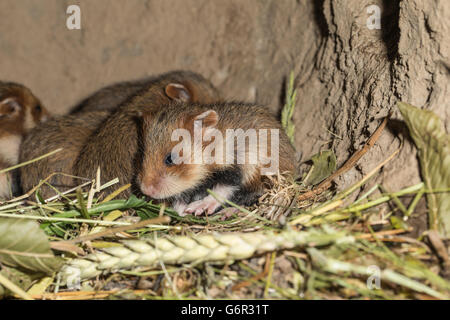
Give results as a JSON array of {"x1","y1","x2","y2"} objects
[
  {"x1": 141, "y1": 182, "x2": 157, "y2": 197},
  {"x1": 141, "y1": 177, "x2": 164, "y2": 198}
]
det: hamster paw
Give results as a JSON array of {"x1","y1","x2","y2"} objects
[
  {"x1": 173, "y1": 201, "x2": 188, "y2": 217},
  {"x1": 184, "y1": 195, "x2": 223, "y2": 216}
]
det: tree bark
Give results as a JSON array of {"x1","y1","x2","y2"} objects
[{"x1": 294, "y1": 0, "x2": 450, "y2": 194}]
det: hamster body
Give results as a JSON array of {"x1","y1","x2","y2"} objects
[
  {"x1": 71, "y1": 70, "x2": 219, "y2": 114},
  {"x1": 0, "y1": 82, "x2": 49, "y2": 199},
  {"x1": 73, "y1": 71, "x2": 221, "y2": 196},
  {"x1": 19, "y1": 111, "x2": 109, "y2": 196},
  {"x1": 20, "y1": 71, "x2": 220, "y2": 199},
  {"x1": 138, "y1": 102, "x2": 296, "y2": 216}
]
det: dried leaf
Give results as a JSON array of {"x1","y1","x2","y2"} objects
[
  {"x1": 281, "y1": 71, "x2": 297, "y2": 144},
  {"x1": 0, "y1": 266, "x2": 35, "y2": 298},
  {"x1": 0, "y1": 218, "x2": 64, "y2": 274},
  {"x1": 398, "y1": 102, "x2": 450, "y2": 237}
]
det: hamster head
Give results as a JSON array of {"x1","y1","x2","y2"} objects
[
  {"x1": 138, "y1": 104, "x2": 220, "y2": 200},
  {"x1": 0, "y1": 82, "x2": 49, "y2": 135}
]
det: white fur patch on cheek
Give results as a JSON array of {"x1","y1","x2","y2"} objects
[
  {"x1": 158, "y1": 166, "x2": 207, "y2": 199},
  {"x1": 157, "y1": 175, "x2": 186, "y2": 199},
  {"x1": 0, "y1": 135, "x2": 21, "y2": 165}
]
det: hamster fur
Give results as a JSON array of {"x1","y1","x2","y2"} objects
[
  {"x1": 0, "y1": 82, "x2": 49, "y2": 199},
  {"x1": 20, "y1": 71, "x2": 221, "y2": 199},
  {"x1": 73, "y1": 72, "x2": 221, "y2": 196},
  {"x1": 137, "y1": 102, "x2": 296, "y2": 216}
]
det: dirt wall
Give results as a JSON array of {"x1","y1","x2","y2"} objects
[
  {"x1": 1, "y1": 0, "x2": 449, "y2": 191},
  {"x1": 0, "y1": 0, "x2": 317, "y2": 115}
]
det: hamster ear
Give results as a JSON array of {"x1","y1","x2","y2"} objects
[
  {"x1": 165, "y1": 83, "x2": 192, "y2": 102},
  {"x1": 192, "y1": 110, "x2": 218, "y2": 128},
  {"x1": 0, "y1": 97, "x2": 21, "y2": 117}
]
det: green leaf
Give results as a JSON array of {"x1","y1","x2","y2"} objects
[
  {"x1": 0, "y1": 218, "x2": 64, "y2": 274},
  {"x1": 390, "y1": 216, "x2": 408, "y2": 230},
  {"x1": 304, "y1": 150, "x2": 337, "y2": 186},
  {"x1": 398, "y1": 102, "x2": 450, "y2": 237},
  {"x1": 36, "y1": 190, "x2": 45, "y2": 204},
  {"x1": 76, "y1": 188, "x2": 90, "y2": 219},
  {"x1": 124, "y1": 194, "x2": 148, "y2": 208}
]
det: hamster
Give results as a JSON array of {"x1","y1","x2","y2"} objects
[
  {"x1": 19, "y1": 111, "x2": 110, "y2": 197},
  {"x1": 20, "y1": 71, "x2": 221, "y2": 199},
  {"x1": 0, "y1": 82, "x2": 49, "y2": 199},
  {"x1": 71, "y1": 70, "x2": 220, "y2": 114},
  {"x1": 137, "y1": 102, "x2": 296, "y2": 216},
  {"x1": 73, "y1": 72, "x2": 221, "y2": 196}
]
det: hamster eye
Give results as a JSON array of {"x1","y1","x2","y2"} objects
[
  {"x1": 35, "y1": 104, "x2": 42, "y2": 113},
  {"x1": 164, "y1": 153, "x2": 174, "y2": 166}
]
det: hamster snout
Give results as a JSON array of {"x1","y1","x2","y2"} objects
[
  {"x1": 140, "y1": 177, "x2": 165, "y2": 199},
  {"x1": 140, "y1": 170, "x2": 195, "y2": 200}
]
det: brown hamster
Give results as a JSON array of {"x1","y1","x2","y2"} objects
[
  {"x1": 73, "y1": 72, "x2": 221, "y2": 197},
  {"x1": 20, "y1": 71, "x2": 221, "y2": 199},
  {"x1": 138, "y1": 102, "x2": 296, "y2": 216},
  {"x1": 71, "y1": 70, "x2": 220, "y2": 114},
  {"x1": 19, "y1": 111, "x2": 110, "y2": 197},
  {"x1": 0, "y1": 82, "x2": 49, "y2": 199}
]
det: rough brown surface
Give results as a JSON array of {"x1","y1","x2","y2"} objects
[
  {"x1": 307, "y1": 0, "x2": 450, "y2": 194},
  {"x1": 1, "y1": 0, "x2": 449, "y2": 191}
]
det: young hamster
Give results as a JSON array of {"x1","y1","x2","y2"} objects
[
  {"x1": 0, "y1": 82, "x2": 49, "y2": 199},
  {"x1": 19, "y1": 111, "x2": 110, "y2": 197},
  {"x1": 73, "y1": 72, "x2": 221, "y2": 196},
  {"x1": 71, "y1": 70, "x2": 220, "y2": 114},
  {"x1": 20, "y1": 71, "x2": 221, "y2": 199},
  {"x1": 137, "y1": 102, "x2": 296, "y2": 216}
]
